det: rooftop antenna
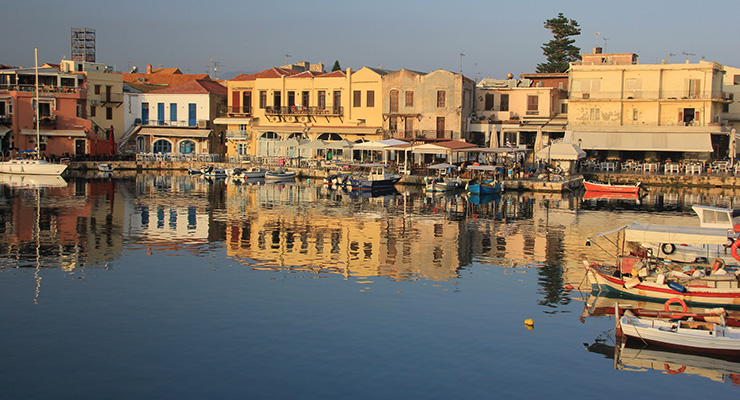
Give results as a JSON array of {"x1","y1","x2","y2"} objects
[
  {"x1": 595, "y1": 32, "x2": 600, "y2": 47},
  {"x1": 682, "y1": 51, "x2": 695, "y2": 62},
  {"x1": 285, "y1": 54, "x2": 292, "y2": 66},
  {"x1": 460, "y1": 53, "x2": 465, "y2": 74},
  {"x1": 603, "y1": 37, "x2": 609, "y2": 52},
  {"x1": 207, "y1": 54, "x2": 224, "y2": 79}
]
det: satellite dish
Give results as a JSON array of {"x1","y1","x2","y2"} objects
[{"x1": 130, "y1": 65, "x2": 138, "y2": 73}]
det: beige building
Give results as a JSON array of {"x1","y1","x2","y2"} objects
[
  {"x1": 471, "y1": 74, "x2": 568, "y2": 152},
  {"x1": 382, "y1": 69, "x2": 475, "y2": 142},
  {"x1": 722, "y1": 65, "x2": 740, "y2": 138},
  {"x1": 216, "y1": 63, "x2": 387, "y2": 160},
  {"x1": 60, "y1": 60, "x2": 125, "y2": 142},
  {"x1": 568, "y1": 49, "x2": 732, "y2": 161}
]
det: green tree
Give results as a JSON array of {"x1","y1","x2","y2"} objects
[
  {"x1": 536, "y1": 13, "x2": 581, "y2": 73},
  {"x1": 331, "y1": 60, "x2": 341, "y2": 72}
]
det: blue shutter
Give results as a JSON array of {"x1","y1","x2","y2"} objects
[
  {"x1": 188, "y1": 103, "x2": 196, "y2": 126},
  {"x1": 170, "y1": 103, "x2": 177, "y2": 123}
]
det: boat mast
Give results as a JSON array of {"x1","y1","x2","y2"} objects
[{"x1": 34, "y1": 47, "x2": 40, "y2": 160}]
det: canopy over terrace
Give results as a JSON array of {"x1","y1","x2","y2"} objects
[
  {"x1": 535, "y1": 142, "x2": 586, "y2": 160},
  {"x1": 353, "y1": 139, "x2": 409, "y2": 163},
  {"x1": 408, "y1": 141, "x2": 478, "y2": 164},
  {"x1": 457, "y1": 147, "x2": 530, "y2": 166}
]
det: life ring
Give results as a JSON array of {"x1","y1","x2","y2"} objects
[
  {"x1": 731, "y1": 239, "x2": 740, "y2": 262},
  {"x1": 664, "y1": 298, "x2": 687, "y2": 314},
  {"x1": 661, "y1": 243, "x2": 676, "y2": 255}
]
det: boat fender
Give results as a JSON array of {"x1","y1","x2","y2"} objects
[
  {"x1": 661, "y1": 243, "x2": 676, "y2": 255},
  {"x1": 667, "y1": 281, "x2": 687, "y2": 293},
  {"x1": 664, "y1": 298, "x2": 688, "y2": 315},
  {"x1": 731, "y1": 238, "x2": 740, "y2": 262}
]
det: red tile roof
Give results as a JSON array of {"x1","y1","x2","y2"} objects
[
  {"x1": 148, "y1": 79, "x2": 227, "y2": 95},
  {"x1": 232, "y1": 67, "x2": 301, "y2": 81},
  {"x1": 119, "y1": 72, "x2": 211, "y2": 88}
]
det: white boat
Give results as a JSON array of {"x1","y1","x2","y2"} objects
[
  {"x1": 0, "y1": 173, "x2": 67, "y2": 188},
  {"x1": 243, "y1": 167, "x2": 267, "y2": 179},
  {"x1": 265, "y1": 169, "x2": 297, "y2": 181},
  {"x1": 98, "y1": 163, "x2": 114, "y2": 172},
  {"x1": 0, "y1": 49, "x2": 67, "y2": 176},
  {"x1": 425, "y1": 163, "x2": 462, "y2": 192},
  {"x1": 0, "y1": 158, "x2": 68, "y2": 175},
  {"x1": 347, "y1": 163, "x2": 402, "y2": 190},
  {"x1": 619, "y1": 311, "x2": 740, "y2": 357}
]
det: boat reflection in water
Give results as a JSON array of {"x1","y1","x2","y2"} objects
[{"x1": 0, "y1": 173, "x2": 68, "y2": 188}]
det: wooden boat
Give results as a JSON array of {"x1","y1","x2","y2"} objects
[
  {"x1": 425, "y1": 163, "x2": 462, "y2": 192},
  {"x1": 584, "y1": 222, "x2": 740, "y2": 308},
  {"x1": 348, "y1": 163, "x2": 402, "y2": 190},
  {"x1": 618, "y1": 311, "x2": 740, "y2": 357},
  {"x1": 466, "y1": 180, "x2": 502, "y2": 195},
  {"x1": 243, "y1": 167, "x2": 267, "y2": 179},
  {"x1": 465, "y1": 165, "x2": 503, "y2": 195},
  {"x1": 582, "y1": 191, "x2": 640, "y2": 201},
  {"x1": 265, "y1": 169, "x2": 297, "y2": 181},
  {"x1": 583, "y1": 180, "x2": 641, "y2": 194},
  {"x1": 202, "y1": 165, "x2": 226, "y2": 178}
]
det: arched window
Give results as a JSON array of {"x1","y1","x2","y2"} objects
[
  {"x1": 317, "y1": 133, "x2": 342, "y2": 141},
  {"x1": 179, "y1": 140, "x2": 196, "y2": 154},
  {"x1": 136, "y1": 136, "x2": 145, "y2": 152},
  {"x1": 152, "y1": 139, "x2": 172, "y2": 153}
]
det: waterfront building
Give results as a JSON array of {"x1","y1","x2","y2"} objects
[
  {"x1": 382, "y1": 69, "x2": 475, "y2": 143},
  {"x1": 216, "y1": 62, "x2": 386, "y2": 160},
  {"x1": 721, "y1": 65, "x2": 740, "y2": 142},
  {"x1": 0, "y1": 59, "x2": 121, "y2": 159},
  {"x1": 568, "y1": 48, "x2": 733, "y2": 161},
  {"x1": 471, "y1": 73, "x2": 568, "y2": 153},
  {"x1": 118, "y1": 79, "x2": 227, "y2": 158}
]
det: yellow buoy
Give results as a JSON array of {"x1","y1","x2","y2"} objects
[{"x1": 524, "y1": 318, "x2": 534, "y2": 327}]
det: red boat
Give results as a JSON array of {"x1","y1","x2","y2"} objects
[
  {"x1": 582, "y1": 191, "x2": 640, "y2": 200},
  {"x1": 583, "y1": 180, "x2": 641, "y2": 194}
]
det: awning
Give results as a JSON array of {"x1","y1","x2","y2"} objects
[
  {"x1": 0, "y1": 125, "x2": 10, "y2": 136},
  {"x1": 137, "y1": 128, "x2": 211, "y2": 138},
  {"x1": 21, "y1": 129, "x2": 86, "y2": 137},
  {"x1": 252, "y1": 126, "x2": 306, "y2": 134},
  {"x1": 572, "y1": 132, "x2": 713, "y2": 152},
  {"x1": 589, "y1": 222, "x2": 730, "y2": 246},
  {"x1": 411, "y1": 141, "x2": 477, "y2": 154},
  {"x1": 310, "y1": 126, "x2": 381, "y2": 135},
  {"x1": 535, "y1": 142, "x2": 586, "y2": 160},
  {"x1": 213, "y1": 117, "x2": 252, "y2": 125},
  {"x1": 353, "y1": 139, "x2": 409, "y2": 151}
]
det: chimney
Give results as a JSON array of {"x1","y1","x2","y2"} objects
[
  {"x1": 593, "y1": 47, "x2": 603, "y2": 54},
  {"x1": 147, "y1": 64, "x2": 152, "y2": 73}
]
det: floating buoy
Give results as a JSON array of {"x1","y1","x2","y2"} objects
[
  {"x1": 564, "y1": 284, "x2": 574, "y2": 291},
  {"x1": 524, "y1": 318, "x2": 534, "y2": 327}
]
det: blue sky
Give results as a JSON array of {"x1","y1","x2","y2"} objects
[{"x1": 4, "y1": 0, "x2": 738, "y2": 80}]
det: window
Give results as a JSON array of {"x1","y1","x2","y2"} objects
[
  {"x1": 273, "y1": 91, "x2": 281, "y2": 108},
  {"x1": 734, "y1": 75, "x2": 740, "y2": 85},
  {"x1": 259, "y1": 91, "x2": 267, "y2": 108},
  {"x1": 90, "y1": 105, "x2": 96, "y2": 117},
  {"x1": 95, "y1": 85, "x2": 101, "y2": 95},
  {"x1": 353, "y1": 90, "x2": 361, "y2": 107},
  {"x1": 141, "y1": 102, "x2": 149, "y2": 125},
  {"x1": 500, "y1": 94, "x2": 509, "y2": 111},
  {"x1": 238, "y1": 124, "x2": 248, "y2": 131},
  {"x1": 560, "y1": 103, "x2": 568, "y2": 114},
  {"x1": 527, "y1": 95, "x2": 539, "y2": 115},
  {"x1": 179, "y1": 140, "x2": 196, "y2": 154},
  {"x1": 687, "y1": 79, "x2": 701, "y2": 99},
  {"x1": 436, "y1": 117, "x2": 445, "y2": 138},
  {"x1": 318, "y1": 91, "x2": 326, "y2": 110},
  {"x1": 390, "y1": 90, "x2": 399, "y2": 113},
  {"x1": 625, "y1": 78, "x2": 642, "y2": 99},
  {"x1": 302, "y1": 91, "x2": 309, "y2": 108},
  {"x1": 404, "y1": 118, "x2": 413, "y2": 138},
  {"x1": 589, "y1": 108, "x2": 600, "y2": 120},
  {"x1": 484, "y1": 93, "x2": 494, "y2": 111},
  {"x1": 389, "y1": 116, "x2": 397, "y2": 133},
  {"x1": 152, "y1": 139, "x2": 172, "y2": 153},
  {"x1": 405, "y1": 91, "x2": 414, "y2": 107},
  {"x1": 437, "y1": 91, "x2": 446, "y2": 108},
  {"x1": 333, "y1": 91, "x2": 341, "y2": 113},
  {"x1": 188, "y1": 103, "x2": 196, "y2": 126},
  {"x1": 633, "y1": 108, "x2": 638, "y2": 121},
  {"x1": 106, "y1": 107, "x2": 112, "y2": 120},
  {"x1": 157, "y1": 102, "x2": 165, "y2": 124},
  {"x1": 237, "y1": 143, "x2": 248, "y2": 155},
  {"x1": 170, "y1": 103, "x2": 177, "y2": 122},
  {"x1": 366, "y1": 90, "x2": 375, "y2": 107},
  {"x1": 580, "y1": 79, "x2": 601, "y2": 97}
]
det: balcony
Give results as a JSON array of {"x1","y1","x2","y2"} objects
[
  {"x1": 101, "y1": 92, "x2": 123, "y2": 104},
  {"x1": 0, "y1": 84, "x2": 82, "y2": 94},
  {"x1": 265, "y1": 106, "x2": 343, "y2": 118},
  {"x1": 225, "y1": 130, "x2": 250, "y2": 140},
  {"x1": 223, "y1": 106, "x2": 252, "y2": 117},
  {"x1": 34, "y1": 114, "x2": 57, "y2": 128}
]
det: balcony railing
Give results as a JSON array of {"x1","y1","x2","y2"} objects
[
  {"x1": 223, "y1": 106, "x2": 252, "y2": 116},
  {"x1": 225, "y1": 130, "x2": 250, "y2": 139},
  {"x1": 265, "y1": 105, "x2": 343, "y2": 117},
  {"x1": 101, "y1": 92, "x2": 123, "y2": 104},
  {"x1": 34, "y1": 114, "x2": 57, "y2": 127},
  {"x1": 140, "y1": 119, "x2": 198, "y2": 128},
  {"x1": 0, "y1": 84, "x2": 82, "y2": 94},
  {"x1": 570, "y1": 90, "x2": 730, "y2": 101}
]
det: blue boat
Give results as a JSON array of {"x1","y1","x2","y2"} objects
[{"x1": 465, "y1": 165, "x2": 503, "y2": 194}]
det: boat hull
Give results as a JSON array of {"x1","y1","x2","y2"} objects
[
  {"x1": 265, "y1": 171, "x2": 297, "y2": 181},
  {"x1": 467, "y1": 181, "x2": 501, "y2": 195},
  {"x1": 583, "y1": 180, "x2": 640, "y2": 193},
  {"x1": 620, "y1": 315, "x2": 740, "y2": 357},
  {"x1": 584, "y1": 261, "x2": 740, "y2": 309},
  {"x1": 425, "y1": 178, "x2": 462, "y2": 192},
  {"x1": 0, "y1": 160, "x2": 67, "y2": 175},
  {"x1": 349, "y1": 176, "x2": 401, "y2": 190}
]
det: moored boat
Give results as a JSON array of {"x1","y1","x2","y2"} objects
[
  {"x1": 618, "y1": 310, "x2": 740, "y2": 357},
  {"x1": 98, "y1": 163, "x2": 114, "y2": 172},
  {"x1": 583, "y1": 180, "x2": 641, "y2": 193},
  {"x1": 0, "y1": 159, "x2": 68, "y2": 176},
  {"x1": 265, "y1": 169, "x2": 297, "y2": 181},
  {"x1": 425, "y1": 163, "x2": 462, "y2": 192},
  {"x1": 348, "y1": 163, "x2": 402, "y2": 190}
]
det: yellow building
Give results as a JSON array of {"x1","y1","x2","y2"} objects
[
  {"x1": 216, "y1": 64, "x2": 387, "y2": 160},
  {"x1": 568, "y1": 49, "x2": 732, "y2": 160}
]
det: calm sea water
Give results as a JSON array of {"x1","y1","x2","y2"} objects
[{"x1": 1, "y1": 173, "x2": 739, "y2": 399}]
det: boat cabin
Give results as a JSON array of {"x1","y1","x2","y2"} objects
[{"x1": 692, "y1": 205, "x2": 740, "y2": 229}]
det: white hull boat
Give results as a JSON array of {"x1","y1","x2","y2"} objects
[{"x1": 0, "y1": 159, "x2": 67, "y2": 176}]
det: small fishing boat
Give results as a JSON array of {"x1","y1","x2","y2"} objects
[
  {"x1": 98, "y1": 163, "x2": 114, "y2": 172},
  {"x1": 265, "y1": 168, "x2": 297, "y2": 181},
  {"x1": 618, "y1": 309, "x2": 740, "y2": 357},
  {"x1": 201, "y1": 165, "x2": 226, "y2": 178},
  {"x1": 583, "y1": 180, "x2": 641, "y2": 193},
  {"x1": 425, "y1": 163, "x2": 462, "y2": 192},
  {"x1": 243, "y1": 167, "x2": 267, "y2": 179},
  {"x1": 348, "y1": 163, "x2": 402, "y2": 190},
  {"x1": 465, "y1": 165, "x2": 503, "y2": 195}
]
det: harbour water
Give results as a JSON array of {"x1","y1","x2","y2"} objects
[{"x1": 1, "y1": 173, "x2": 739, "y2": 398}]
